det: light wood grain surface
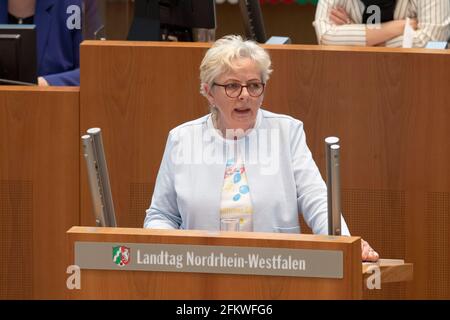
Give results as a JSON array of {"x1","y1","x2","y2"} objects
[{"x1": 0, "y1": 87, "x2": 80, "y2": 299}]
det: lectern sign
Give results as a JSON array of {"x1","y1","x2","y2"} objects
[{"x1": 75, "y1": 242, "x2": 344, "y2": 279}]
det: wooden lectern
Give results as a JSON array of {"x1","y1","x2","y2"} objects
[{"x1": 67, "y1": 227, "x2": 411, "y2": 299}]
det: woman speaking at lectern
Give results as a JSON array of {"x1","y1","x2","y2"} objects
[{"x1": 144, "y1": 35, "x2": 379, "y2": 262}]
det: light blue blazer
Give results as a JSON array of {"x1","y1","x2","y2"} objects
[{"x1": 144, "y1": 109, "x2": 350, "y2": 235}]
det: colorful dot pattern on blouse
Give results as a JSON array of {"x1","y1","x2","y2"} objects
[{"x1": 220, "y1": 156, "x2": 253, "y2": 232}]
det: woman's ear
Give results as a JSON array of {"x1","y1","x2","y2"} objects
[{"x1": 203, "y1": 83, "x2": 215, "y2": 106}]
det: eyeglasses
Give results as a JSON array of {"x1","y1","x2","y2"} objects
[{"x1": 213, "y1": 82, "x2": 265, "y2": 98}]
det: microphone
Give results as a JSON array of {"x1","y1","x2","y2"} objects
[{"x1": 325, "y1": 137, "x2": 342, "y2": 236}]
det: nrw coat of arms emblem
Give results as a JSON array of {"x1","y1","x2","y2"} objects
[{"x1": 112, "y1": 246, "x2": 130, "y2": 267}]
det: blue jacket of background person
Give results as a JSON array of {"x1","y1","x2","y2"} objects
[{"x1": 0, "y1": 0, "x2": 82, "y2": 86}]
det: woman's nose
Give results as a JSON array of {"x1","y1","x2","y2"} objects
[{"x1": 239, "y1": 86, "x2": 250, "y2": 99}]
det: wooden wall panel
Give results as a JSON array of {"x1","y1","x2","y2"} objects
[
  {"x1": 0, "y1": 87, "x2": 80, "y2": 299},
  {"x1": 80, "y1": 41, "x2": 450, "y2": 299},
  {"x1": 0, "y1": 181, "x2": 32, "y2": 298}
]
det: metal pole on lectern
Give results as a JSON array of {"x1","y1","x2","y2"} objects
[
  {"x1": 325, "y1": 137, "x2": 342, "y2": 236},
  {"x1": 82, "y1": 134, "x2": 105, "y2": 227},
  {"x1": 82, "y1": 128, "x2": 117, "y2": 227}
]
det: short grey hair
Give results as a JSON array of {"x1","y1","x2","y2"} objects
[{"x1": 199, "y1": 35, "x2": 273, "y2": 97}]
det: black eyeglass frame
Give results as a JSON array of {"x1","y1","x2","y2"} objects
[{"x1": 212, "y1": 82, "x2": 266, "y2": 98}]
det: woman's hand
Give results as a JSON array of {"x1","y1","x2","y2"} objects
[
  {"x1": 388, "y1": 18, "x2": 418, "y2": 34},
  {"x1": 37, "y1": 77, "x2": 49, "y2": 86},
  {"x1": 361, "y1": 239, "x2": 379, "y2": 262},
  {"x1": 407, "y1": 18, "x2": 418, "y2": 30},
  {"x1": 330, "y1": 6, "x2": 353, "y2": 25},
  {"x1": 366, "y1": 18, "x2": 418, "y2": 46}
]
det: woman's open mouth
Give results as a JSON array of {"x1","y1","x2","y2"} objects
[{"x1": 233, "y1": 108, "x2": 252, "y2": 115}]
